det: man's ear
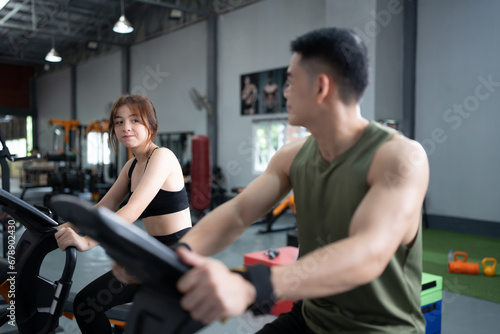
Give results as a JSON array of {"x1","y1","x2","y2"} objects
[{"x1": 316, "y1": 74, "x2": 332, "y2": 104}]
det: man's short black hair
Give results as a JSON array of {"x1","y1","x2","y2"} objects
[{"x1": 290, "y1": 27, "x2": 369, "y2": 104}]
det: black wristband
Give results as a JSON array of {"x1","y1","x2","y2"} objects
[
  {"x1": 234, "y1": 265, "x2": 276, "y2": 315},
  {"x1": 171, "y1": 242, "x2": 191, "y2": 251}
]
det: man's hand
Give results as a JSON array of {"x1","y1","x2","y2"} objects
[
  {"x1": 54, "y1": 227, "x2": 93, "y2": 252},
  {"x1": 176, "y1": 247, "x2": 256, "y2": 325}
]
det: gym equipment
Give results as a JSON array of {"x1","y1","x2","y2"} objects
[
  {"x1": 258, "y1": 193, "x2": 296, "y2": 234},
  {"x1": 157, "y1": 131, "x2": 193, "y2": 168},
  {"x1": 421, "y1": 272, "x2": 443, "y2": 334},
  {"x1": 0, "y1": 189, "x2": 132, "y2": 333},
  {"x1": 84, "y1": 120, "x2": 114, "y2": 201},
  {"x1": 50, "y1": 194, "x2": 204, "y2": 334},
  {"x1": 448, "y1": 251, "x2": 479, "y2": 275},
  {"x1": 190, "y1": 135, "x2": 211, "y2": 212},
  {"x1": 49, "y1": 119, "x2": 81, "y2": 154},
  {"x1": 482, "y1": 258, "x2": 497, "y2": 277},
  {"x1": 0, "y1": 188, "x2": 77, "y2": 333},
  {"x1": 0, "y1": 128, "x2": 39, "y2": 255}
]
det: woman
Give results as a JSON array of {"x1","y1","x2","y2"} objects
[{"x1": 55, "y1": 94, "x2": 192, "y2": 333}]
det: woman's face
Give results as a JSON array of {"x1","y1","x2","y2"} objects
[{"x1": 113, "y1": 104, "x2": 149, "y2": 149}]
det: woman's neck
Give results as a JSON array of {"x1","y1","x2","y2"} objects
[{"x1": 132, "y1": 142, "x2": 155, "y2": 163}]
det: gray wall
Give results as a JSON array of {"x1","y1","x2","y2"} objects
[
  {"x1": 415, "y1": 0, "x2": 500, "y2": 223},
  {"x1": 77, "y1": 51, "x2": 122, "y2": 125},
  {"x1": 36, "y1": 68, "x2": 72, "y2": 154},
  {"x1": 374, "y1": 0, "x2": 404, "y2": 124},
  {"x1": 130, "y1": 21, "x2": 207, "y2": 137}
]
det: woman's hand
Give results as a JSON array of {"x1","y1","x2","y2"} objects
[{"x1": 55, "y1": 227, "x2": 94, "y2": 252}]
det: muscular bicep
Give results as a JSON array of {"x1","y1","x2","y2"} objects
[{"x1": 349, "y1": 139, "x2": 429, "y2": 264}]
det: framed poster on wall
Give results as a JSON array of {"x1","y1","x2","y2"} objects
[{"x1": 240, "y1": 67, "x2": 287, "y2": 116}]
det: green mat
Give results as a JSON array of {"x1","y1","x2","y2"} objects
[{"x1": 422, "y1": 228, "x2": 500, "y2": 304}]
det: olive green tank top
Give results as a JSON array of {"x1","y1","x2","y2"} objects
[{"x1": 289, "y1": 121, "x2": 425, "y2": 333}]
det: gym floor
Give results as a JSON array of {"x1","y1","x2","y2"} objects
[{"x1": 3, "y1": 184, "x2": 500, "y2": 334}]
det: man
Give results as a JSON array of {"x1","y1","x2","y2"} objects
[
  {"x1": 241, "y1": 75, "x2": 258, "y2": 115},
  {"x1": 119, "y1": 27, "x2": 429, "y2": 333},
  {"x1": 261, "y1": 74, "x2": 280, "y2": 113}
]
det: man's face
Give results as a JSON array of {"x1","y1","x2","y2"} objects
[{"x1": 283, "y1": 53, "x2": 315, "y2": 127}]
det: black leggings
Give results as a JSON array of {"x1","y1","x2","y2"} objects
[
  {"x1": 256, "y1": 300, "x2": 315, "y2": 334},
  {"x1": 73, "y1": 228, "x2": 191, "y2": 334}
]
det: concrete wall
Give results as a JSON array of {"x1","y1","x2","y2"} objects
[
  {"x1": 130, "y1": 21, "x2": 207, "y2": 137},
  {"x1": 415, "y1": 0, "x2": 500, "y2": 224},
  {"x1": 76, "y1": 51, "x2": 122, "y2": 125}
]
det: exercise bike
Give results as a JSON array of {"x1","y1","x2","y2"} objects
[
  {"x1": 0, "y1": 189, "x2": 132, "y2": 333},
  {"x1": 0, "y1": 188, "x2": 76, "y2": 333},
  {"x1": 50, "y1": 194, "x2": 205, "y2": 334}
]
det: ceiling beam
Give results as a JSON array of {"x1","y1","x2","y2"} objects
[
  {"x1": 0, "y1": 22, "x2": 127, "y2": 46},
  {"x1": 0, "y1": 0, "x2": 30, "y2": 25},
  {"x1": 136, "y1": 0, "x2": 208, "y2": 15}
]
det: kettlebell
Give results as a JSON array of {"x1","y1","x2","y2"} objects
[
  {"x1": 482, "y1": 258, "x2": 497, "y2": 277},
  {"x1": 448, "y1": 251, "x2": 479, "y2": 275}
]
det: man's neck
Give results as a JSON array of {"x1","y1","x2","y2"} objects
[{"x1": 309, "y1": 104, "x2": 369, "y2": 163}]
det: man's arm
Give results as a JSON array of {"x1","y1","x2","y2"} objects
[
  {"x1": 180, "y1": 140, "x2": 303, "y2": 256},
  {"x1": 271, "y1": 136, "x2": 429, "y2": 300}
]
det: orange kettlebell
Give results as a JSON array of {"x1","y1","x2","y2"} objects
[
  {"x1": 448, "y1": 251, "x2": 479, "y2": 275},
  {"x1": 482, "y1": 258, "x2": 497, "y2": 277}
]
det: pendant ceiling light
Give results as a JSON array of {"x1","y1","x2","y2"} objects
[
  {"x1": 113, "y1": 0, "x2": 133, "y2": 34},
  {"x1": 0, "y1": 0, "x2": 10, "y2": 11},
  {"x1": 45, "y1": 36, "x2": 62, "y2": 63}
]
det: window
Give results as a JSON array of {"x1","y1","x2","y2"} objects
[
  {"x1": 252, "y1": 119, "x2": 310, "y2": 173},
  {"x1": 1, "y1": 115, "x2": 33, "y2": 158},
  {"x1": 86, "y1": 132, "x2": 110, "y2": 165}
]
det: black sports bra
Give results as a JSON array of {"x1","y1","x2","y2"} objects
[{"x1": 128, "y1": 150, "x2": 189, "y2": 219}]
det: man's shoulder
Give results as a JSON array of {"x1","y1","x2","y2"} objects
[
  {"x1": 382, "y1": 133, "x2": 425, "y2": 158},
  {"x1": 369, "y1": 134, "x2": 429, "y2": 185},
  {"x1": 269, "y1": 137, "x2": 310, "y2": 174},
  {"x1": 281, "y1": 137, "x2": 310, "y2": 157}
]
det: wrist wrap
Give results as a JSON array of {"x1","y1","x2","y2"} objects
[{"x1": 234, "y1": 265, "x2": 276, "y2": 315}]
